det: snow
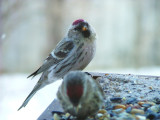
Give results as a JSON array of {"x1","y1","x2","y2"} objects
[
  {"x1": 0, "y1": 74, "x2": 62, "y2": 120},
  {"x1": 0, "y1": 67, "x2": 160, "y2": 120}
]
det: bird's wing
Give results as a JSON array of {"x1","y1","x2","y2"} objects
[
  {"x1": 27, "y1": 40, "x2": 74, "y2": 78},
  {"x1": 54, "y1": 40, "x2": 74, "y2": 58}
]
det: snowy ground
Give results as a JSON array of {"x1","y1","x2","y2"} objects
[
  {"x1": 0, "y1": 74, "x2": 62, "y2": 120},
  {"x1": 0, "y1": 67, "x2": 160, "y2": 120}
]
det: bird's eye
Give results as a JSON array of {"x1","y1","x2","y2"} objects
[
  {"x1": 86, "y1": 23, "x2": 89, "y2": 27},
  {"x1": 74, "y1": 28, "x2": 78, "y2": 31},
  {"x1": 74, "y1": 27, "x2": 81, "y2": 31}
]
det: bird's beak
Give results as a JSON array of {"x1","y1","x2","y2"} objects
[
  {"x1": 76, "y1": 106, "x2": 79, "y2": 113},
  {"x1": 75, "y1": 104, "x2": 80, "y2": 114},
  {"x1": 82, "y1": 26, "x2": 87, "y2": 31}
]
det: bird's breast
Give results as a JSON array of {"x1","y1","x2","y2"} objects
[{"x1": 73, "y1": 41, "x2": 96, "y2": 70}]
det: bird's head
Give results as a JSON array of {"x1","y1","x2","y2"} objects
[
  {"x1": 64, "y1": 71, "x2": 86, "y2": 107},
  {"x1": 67, "y1": 19, "x2": 96, "y2": 40}
]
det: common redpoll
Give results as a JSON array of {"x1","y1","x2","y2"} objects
[
  {"x1": 57, "y1": 71, "x2": 104, "y2": 119},
  {"x1": 18, "y1": 19, "x2": 96, "y2": 110}
]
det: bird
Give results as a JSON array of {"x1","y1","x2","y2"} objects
[
  {"x1": 18, "y1": 19, "x2": 97, "y2": 110},
  {"x1": 57, "y1": 71, "x2": 104, "y2": 119}
]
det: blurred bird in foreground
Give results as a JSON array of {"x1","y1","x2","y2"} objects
[
  {"x1": 18, "y1": 19, "x2": 96, "y2": 110},
  {"x1": 57, "y1": 71, "x2": 104, "y2": 119}
]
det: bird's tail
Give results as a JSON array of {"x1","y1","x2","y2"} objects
[{"x1": 18, "y1": 83, "x2": 42, "y2": 111}]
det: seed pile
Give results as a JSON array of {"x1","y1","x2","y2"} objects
[
  {"x1": 51, "y1": 73, "x2": 160, "y2": 120},
  {"x1": 52, "y1": 97, "x2": 160, "y2": 120}
]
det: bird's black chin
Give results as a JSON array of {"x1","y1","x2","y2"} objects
[
  {"x1": 82, "y1": 30, "x2": 91, "y2": 38},
  {"x1": 70, "y1": 98, "x2": 79, "y2": 107}
]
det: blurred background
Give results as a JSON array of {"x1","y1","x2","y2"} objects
[{"x1": 0, "y1": 0, "x2": 160, "y2": 120}]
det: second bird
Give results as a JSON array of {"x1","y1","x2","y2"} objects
[
  {"x1": 18, "y1": 19, "x2": 97, "y2": 110},
  {"x1": 57, "y1": 71, "x2": 104, "y2": 119}
]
